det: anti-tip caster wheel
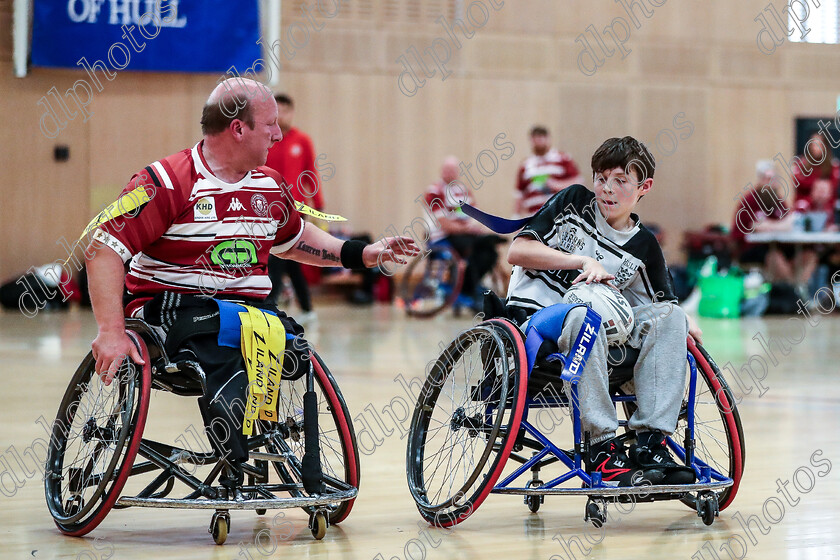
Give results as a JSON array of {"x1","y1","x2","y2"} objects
[
  {"x1": 585, "y1": 499, "x2": 607, "y2": 528},
  {"x1": 696, "y1": 492, "x2": 719, "y2": 526},
  {"x1": 309, "y1": 510, "x2": 328, "y2": 540},
  {"x1": 210, "y1": 511, "x2": 230, "y2": 545},
  {"x1": 525, "y1": 479, "x2": 545, "y2": 513},
  {"x1": 526, "y1": 495, "x2": 543, "y2": 513},
  {"x1": 256, "y1": 509, "x2": 267, "y2": 515}
]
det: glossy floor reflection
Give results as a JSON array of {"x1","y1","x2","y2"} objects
[{"x1": 1, "y1": 305, "x2": 839, "y2": 560}]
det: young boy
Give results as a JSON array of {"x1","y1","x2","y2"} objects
[{"x1": 506, "y1": 136, "x2": 702, "y2": 487}]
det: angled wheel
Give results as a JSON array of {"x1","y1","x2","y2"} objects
[
  {"x1": 400, "y1": 248, "x2": 465, "y2": 318},
  {"x1": 674, "y1": 339, "x2": 745, "y2": 511},
  {"x1": 262, "y1": 350, "x2": 359, "y2": 524},
  {"x1": 44, "y1": 331, "x2": 151, "y2": 536},
  {"x1": 406, "y1": 319, "x2": 527, "y2": 526}
]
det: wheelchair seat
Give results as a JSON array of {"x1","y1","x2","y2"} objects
[
  {"x1": 125, "y1": 318, "x2": 206, "y2": 397},
  {"x1": 527, "y1": 340, "x2": 640, "y2": 397}
]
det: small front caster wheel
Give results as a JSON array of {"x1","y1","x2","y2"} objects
[
  {"x1": 585, "y1": 499, "x2": 606, "y2": 528},
  {"x1": 310, "y1": 511, "x2": 328, "y2": 540},
  {"x1": 210, "y1": 511, "x2": 230, "y2": 545}
]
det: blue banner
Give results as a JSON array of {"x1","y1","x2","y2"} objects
[{"x1": 32, "y1": 1, "x2": 261, "y2": 73}]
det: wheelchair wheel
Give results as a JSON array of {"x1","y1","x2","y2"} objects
[
  {"x1": 677, "y1": 339, "x2": 745, "y2": 511},
  {"x1": 44, "y1": 331, "x2": 151, "y2": 536},
  {"x1": 406, "y1": 319, "x2": 527, "y2": 526},
  {"x1": 400, "y1": 249, "x2": 465, "y2": 318},
  {"x1": 263, "y1": 351, "x2": 359, "y2": 524}
]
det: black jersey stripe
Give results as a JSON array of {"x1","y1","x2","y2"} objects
[
  {"x1": 143, "y1": 166, "x2": 164, "y2": 191},
  {"x1": 506, "y1": 295, "x2": 544, "y2": 309},
  {"x1": 638, "y1": 266, "x2": 656, "y2": 300}
]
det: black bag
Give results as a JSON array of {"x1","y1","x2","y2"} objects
[
  {"x1": 0, "y1": 273, "x2": 68, "y2": 312},
  {"x1": 765, "y1": 283, "x2": 800, "y2": 315}
]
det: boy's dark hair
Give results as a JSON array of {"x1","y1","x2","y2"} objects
[
  {"x1": 530, "y1": 125, "x2": 549, "y2": 137},
  {"x1": 274, "y1": 93, "x2": 294, "y2": 107},
  {"x1": 200, "y1": 97, "x2": 255, "y2": 135},
  {"x1": 591, "y1": 136, "x2": 655, "y2": 183}
]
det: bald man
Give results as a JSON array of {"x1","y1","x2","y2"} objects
[
  {"x1": 86, "y1": 78, "x2": 417, "y2": 488},
  {"x1": 424, "y1": 156, "x2": 502, "y2": 308}
]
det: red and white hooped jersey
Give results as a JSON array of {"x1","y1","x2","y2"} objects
[
  {"x1": 94, "y1": 141, "x2": 303, "y2": 302},
  {"x1": 516, "y1": 149, "x2": 580, "y2": 215}
]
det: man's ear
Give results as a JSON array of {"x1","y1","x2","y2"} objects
[{"x1": 229, "y1": 119, "x2": 244, "y2": 140}]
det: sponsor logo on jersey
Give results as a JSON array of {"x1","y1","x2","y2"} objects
[
  {"x1": 209, "y1": 239, "x2": 258, "y2": 269},
  {"x1": 194, "y1": 197, "x2": 217, "y2": 221},
  {"x1": 613, "y1": 259, "x2": 640, "y2": 287},
  {"x1": 559, "y1": 226, "x2": 586, "y2": 253},
  {"x1": 227, "y1": 198, "x2": 246, "y2": 212},
  {"x1": 251, "y1": 194, "x2": 268, "y2": 216}
]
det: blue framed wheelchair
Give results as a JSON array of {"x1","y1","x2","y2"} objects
[
  {"x1": 399, "y1": 239, "x2": 508, "y2": 318},
  {"x1": 405, "y1": 303, "x2": 744, "y2": 527},
  {"x1": 43, "y1": 319, "x2": 360, "y2": 544}
]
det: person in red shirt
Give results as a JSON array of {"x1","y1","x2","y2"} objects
[
  {"x1": 732, "y1": 162, "x2": 817, "y2": 285},
  {"x1": 515, "y1": 126, "x2": 583, "y2": 216},
  {"x1": 264, "y1": 93, "x2": 322, "y2": 322},
  {"x1": 86, "y1": 78, "x2": 417, "y2": 487},
  {"x1": 425, "y1": 156, "x2": 502, "y2": 306},
  {"x1": 792, "y1": 130, "x2": 840, "y2": 207}
]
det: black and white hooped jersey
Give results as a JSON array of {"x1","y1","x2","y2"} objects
[{"x1": 506, "y1": 184, "x2": 677, "y2": 317}]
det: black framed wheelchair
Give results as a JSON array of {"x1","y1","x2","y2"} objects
[
  {"x1": 44, "y1": 319, "x2": 360, "y2": 544},
  {"x1": 405, "y1": 305, "x2": 744, "y2": 528},
  {"x1": 398, "y1": 239, "x2": 509, "y2": 318}
]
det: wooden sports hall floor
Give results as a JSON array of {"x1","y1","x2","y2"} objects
[{"x1": 1, "y1": 304, "x2": 839, "y2": 559}]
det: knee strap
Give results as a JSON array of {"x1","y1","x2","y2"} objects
[
  {"x1": 217, "y1": 301, "x2": 288, "y2": 436},
  {"x1": 525, "y1": 303, "x2": 602, "y2": 383}
]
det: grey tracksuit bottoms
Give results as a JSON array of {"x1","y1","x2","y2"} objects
[{"x1": 557, "y1": 302, "x2": 689, "y2": 445}]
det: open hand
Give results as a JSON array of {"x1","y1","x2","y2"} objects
[
  {"x1": 573, "y1": 256, "x2": 616, "y2": 285},
  {"x1": 363, "y1": 236, "x2": 421, "y2": 268}
]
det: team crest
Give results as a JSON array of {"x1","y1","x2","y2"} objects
[{"x1": 251, "y1": 194, "x2": 268, "y2": 216}]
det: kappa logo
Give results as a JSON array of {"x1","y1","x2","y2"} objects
[{"x1": 227, "y1": 198, "x2": 246, "y2": 212}]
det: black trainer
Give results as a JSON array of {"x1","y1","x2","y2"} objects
[
  {"x1": 630, "y1": 431, "x2": 696, "y2": 485},
  {"x1": 587, "y1": 437, "x2": 661, "y2": 487}
]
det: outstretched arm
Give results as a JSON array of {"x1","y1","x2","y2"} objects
[
  {"x1": 507, "y1": 237, "x2": 615, "y2": 284},
  {"x1": 275, "y1": 222, "x2": 420, "y2": 268}
]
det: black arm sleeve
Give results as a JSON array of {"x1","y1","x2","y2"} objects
[{"x1": 644, "y1": 238, "x2": 678, "y2": 303}]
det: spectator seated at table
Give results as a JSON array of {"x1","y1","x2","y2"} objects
[
  {"x1": 732, "y1": 161, "x2": 818, "y2": 288},
  {"x1": 794, "y1": 175, "x2": 838, "y2": 232},
  {"x1": 792, "y1": 130, "x2": 840, "y2": 207}
]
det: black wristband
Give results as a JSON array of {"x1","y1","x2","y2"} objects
[{"x1": 340, "y1": 240, "x2": 367, "y2": 269}]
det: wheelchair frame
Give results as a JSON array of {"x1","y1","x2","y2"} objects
[
  {"x1": 405, "y1": 307, "x2": 745, "y2": 528},
  {"x1": 44, "y1": 319, "x2": 359, "y2": 544}
]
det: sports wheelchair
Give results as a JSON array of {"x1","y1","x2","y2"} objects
[
  {"x1": 405, "y1": 301, "x2": 744, "y2": 527},
  {"x1": 399, "y1": 238, "x2": 508, "y2": 318},
  {"x1": 44, "y1": 319, "x2": 359, "y2": 544}
]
